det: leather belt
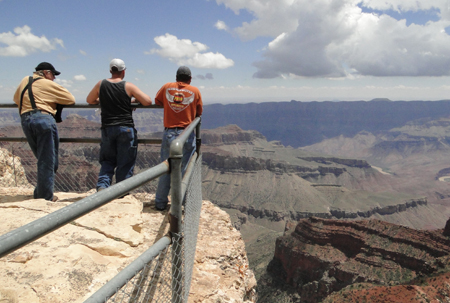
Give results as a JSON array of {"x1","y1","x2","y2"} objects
[
  {"x1": 165, "y1": 127, "x2": 185, "y2": 130},
  {"x1": 21, "y1": 109, "x2": 52, "y2": 117}
]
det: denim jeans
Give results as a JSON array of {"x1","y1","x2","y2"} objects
[
  {"x1": 21, "y1": 111, "x2": 59, "y2": 201},
  {"x1": 96, "y1": 126, "x2": 138, "y2": 189},
  {"x1": 155, "y1": 128, "x2": 196, "y2": 209}
]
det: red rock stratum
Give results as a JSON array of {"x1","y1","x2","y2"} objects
[{"x1": 267, "y1": 217, "x2": 450, "y2": 303}]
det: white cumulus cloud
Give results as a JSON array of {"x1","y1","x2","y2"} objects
[
  {"x1": 215, "y1": 20, "x2": 229, "y2": 31},
  {"x1": 147, "y1": 33, "x2": 234, "y2": 69},
  {"x1": 216, "y1": 0, "x2": 450, "y2": 78},
  {"x1": 74, "y1": 75, "x2": 86, "y2": 81},
  {"x1": 55, "y1": 79, "x2": 73, "y2": 88},
  {"x1": 0, "y1": 25, "x2": 64, "y2": 57}
]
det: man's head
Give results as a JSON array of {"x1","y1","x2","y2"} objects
[
  {"x1": 176, "y1": 66, "x2": 192, "y2": 83},
  {"x1": 110, "y1": 58, "x2": 126, "y2": 74},
  {"x1": 35, "y1": 62, "x2": 60, "y2": 80}
]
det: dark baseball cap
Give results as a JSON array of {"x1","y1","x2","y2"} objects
[
  {"x1": 176, "y1": 66, "x2": 191, "y2": 77},
  {"x1": 35, "y1": 62, "x2": 61, "y2": 75}
]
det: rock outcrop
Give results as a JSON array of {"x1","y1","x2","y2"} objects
[
  {"x1": 260, "y1": 217, "x2": 450, "y2": 303},
  {"x1": 0, "y1": 147, "x2": 30, "y2": 188},
  {"x1": 0, "y1": 193, "x2": 256, "y2": 303}
]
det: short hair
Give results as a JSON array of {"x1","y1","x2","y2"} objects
[
  {"x1": 34, "y1": 70, "x2": 46, "y2": 76},
  {"x1": 110, "y1": 66, "x2": 123, "y2": 75},
  {"x1": 176, "y1": 74, "x2": 191, "y2": 82}
]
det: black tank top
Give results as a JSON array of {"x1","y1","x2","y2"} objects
[{"x1": 99, "y1": 79, "x2": 134, "y2": 127}]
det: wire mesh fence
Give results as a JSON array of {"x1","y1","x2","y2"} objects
[
  {"x1": 0, "y1": 106, "x2": 204, "y2": 302},
  {"x1": 105, "y1": 239, "x2": 176, "y2": 303},
  {"x1": 182, "y1": 154, "x2": 203, "y2": 301},
  {"x1": 96, "y1": 155, "x2": 203, "y2": 303},
  {"x1": 0, "y1": 140, "x2": 161, "y2": 193},
  {"x1": 0, "y1": 119, "x2": 203, "y2": 303}
]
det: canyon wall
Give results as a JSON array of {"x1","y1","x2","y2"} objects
[{"x1": 259, "y1": 217, "x2": 450, "y2": 303}]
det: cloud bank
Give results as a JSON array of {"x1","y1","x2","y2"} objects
[
  {"x1": 148, "y1": 33, "x2": 234, "y2": 69},
  {"x1": 216, "y1": 0, "x2": 450, "y2": 78},
  {"x1": 0, "y1": 25, "x2": 64, "y2": 57}
]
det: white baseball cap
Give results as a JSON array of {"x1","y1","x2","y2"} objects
[{"x1": 110, "y1": 58, "x2": 126, "y2": 72}]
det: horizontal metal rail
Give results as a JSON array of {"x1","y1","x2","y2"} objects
[
  {"x1": 0, "y1": 105, "x2": 204, "y2": 303},
  {"x1": 0, "y1": 161, "x2": 169, "y2": 258},
  {"x1": 0, "y1": 103, "x2": 164, "y2": 144},
  {"x1": 0, "y1": 103, "x2": 163, "y2": 109},
  {"x1": 182, "y1": 152, "x2": 198, "y2": 198},
  {"x1": 84, "y1": 236, "x2": 172, "y2": 303},
  {"x1": 0, "y1": 137, "x2": 162, "y2": 144}
]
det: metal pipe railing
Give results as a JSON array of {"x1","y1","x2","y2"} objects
[
  {"x1": 0, "y1": 105, "x2": 203, "y2": 302},
  {"x1": 84, "y1": 235, "x2": 172, "y2": 303},
  {"x1": 0, "y1": 161, "x2": 169, "y2": 258},
  {"x1": 167, "y1": 117, "x2": 201, "y2": 303},
  {"x1": 168, "y1": 117, "x2": 202, "y2": 235},
  {"x1": 0, "y1": 137, "x2": 162, "y2": 144},
  {"x1": 181, "y1": 152, "x2": 198, "y2": 198},
  {"x1": 0, "y1": 103, "x2": 163, "y2": 109},
  {"x1": 84, "y1": 151, "x2": 201, "y2": 303}
]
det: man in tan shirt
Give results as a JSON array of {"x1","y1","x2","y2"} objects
[{"x1": 13, "y1": 62, "x2": 75, "y2": 201}]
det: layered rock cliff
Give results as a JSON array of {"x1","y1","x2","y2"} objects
[
  {"x1": 201, "y1": 125, "x2": 428, "y2": 225},
  {"x1": 302, "y1": 116, "x2": 450, "y2": 230},
  {"x1": 259, "y1": 217, "x2": 450, "y2": 303},
  {"x1": 0, "y1": 145, "x2": 256, "y2": 303}
]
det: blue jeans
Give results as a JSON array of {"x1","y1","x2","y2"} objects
[
  {"x1": 96, "y1": 126, "x2": 138, "y2": 189},
  {"x1": 155, "y1": 128, "x2": 196, "y2": 209},
  {"x1": 21, "y1": 111, "x2": 59, "y2": 201}
]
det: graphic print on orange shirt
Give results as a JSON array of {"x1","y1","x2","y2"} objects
[{"x1": 166, "y1": 88, "x2": 195, "y2": 113}]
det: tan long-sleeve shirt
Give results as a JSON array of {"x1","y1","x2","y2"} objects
[{"x1": 13, "y1": 74, "x2": 75, "y2": 115}]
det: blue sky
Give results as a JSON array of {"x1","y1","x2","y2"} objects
[{"x1": 2, "y1": 0, "x2": 450, "y2": 104}]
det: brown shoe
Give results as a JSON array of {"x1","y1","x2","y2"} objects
[{"x1": 52, "y1": 196, "x2": 59, "y2": 202}]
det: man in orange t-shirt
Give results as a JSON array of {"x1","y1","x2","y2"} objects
[{"x1": 154, "y1": 66, "x2": 203, "y2": 210}]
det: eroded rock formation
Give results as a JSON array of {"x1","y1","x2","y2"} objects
[{"x1": 261, "y1": 217, "x2": 450, "y2": 303}]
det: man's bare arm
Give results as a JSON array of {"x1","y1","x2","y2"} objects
[
  {"x1": 126, "y1": 82, "x2": 152, "y2": 106},
  {"x1": 86, "y1": 81, "x2": 101, "y2": 104}
]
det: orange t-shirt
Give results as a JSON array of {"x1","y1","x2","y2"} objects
[{"x1": 155, "y1": 82, "x2": 203, "y2": 128}]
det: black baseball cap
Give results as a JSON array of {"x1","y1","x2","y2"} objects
[
  {"x1": 35, "y1": 62, "x2": 61, "y2": 76},
  {"x1": 176, "y1": 66, "x2": 191, "y2": 78}
]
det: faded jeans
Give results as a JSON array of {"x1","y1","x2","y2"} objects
[
  {"x1": 96, "y1": 126, "x2": 138, "y2": 189},
  {"x1": 21, "y1": 110, "x2": 59, "y2": 201},
  {"x1": 155, "y1": 128, "x2": 196, "y2": 209}
]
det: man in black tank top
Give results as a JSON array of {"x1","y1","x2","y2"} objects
[{"x1": 86, "y1": 59, "x2": 152, "y2": 191}]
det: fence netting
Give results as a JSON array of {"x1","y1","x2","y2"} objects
[
  {"x1": 0, "y1": 140, "x2": 203, "y2": 303},
  {"x1": 106, "y1": 241, "x2": 174, "y2": 303},
  {"x1": 0, "y1": 141, "x2": 160, "y2": 193},
  {"x1": 182, "y1": 154, "x2": 203, "y2": 301},
  {"x1": 101, "y1": 155, "x2": 203, "y2": 303}
]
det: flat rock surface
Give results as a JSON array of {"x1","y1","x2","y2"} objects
[{"x1": 0, "y1": 190, "x2": 256, "y2": 303}]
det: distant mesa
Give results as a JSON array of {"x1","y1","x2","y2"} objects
[{"x1": 370, "y1": 98, "x2": 392, "y2": 102}]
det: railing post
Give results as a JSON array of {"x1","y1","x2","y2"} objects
[
  {"x1": 167, "y1": 118, "x2": 200, "y2": 303},
  {"x1": 169, "y1": 143, "x2": 184, "y2": 303},
  {"x1": 195, "y1": 119, "x2": 202, "y2": 155}
]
